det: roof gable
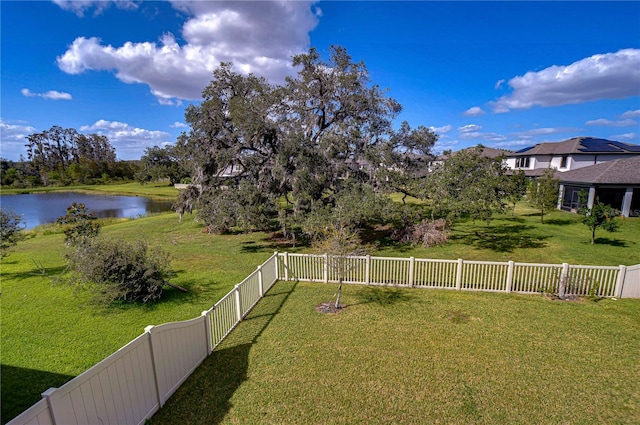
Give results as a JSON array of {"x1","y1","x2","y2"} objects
[
  {"x1": 510, "y1": 137, "x2": 640, "y2": 156},
  {"x1": 557, "y1": 155, "x2": 640, "y2": 185}
]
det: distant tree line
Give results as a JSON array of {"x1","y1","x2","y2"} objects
[{"x1": 1, "y1": 125, "x2": 137, "y2": 188}]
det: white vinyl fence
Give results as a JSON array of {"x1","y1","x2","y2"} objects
[
  {"x1": 277, "y1": 253, "x2": 638, "y2": 298},
  {"x1": 8, "y1": 253, "x2": 280, "y2": 425},
  {"x1": 8, "y1": 252, "x2": 639, "y2": 425}
]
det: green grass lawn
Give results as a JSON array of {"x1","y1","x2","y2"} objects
[
  {"x1": 1, "y1": 203, "x2": 639, "y2": 423},
  {"x1": 150, "y1": 281, "x2": 640, "y2": 424},
  {"x1": 0, "y1": 181, "x2": 179, "y2": 199}
]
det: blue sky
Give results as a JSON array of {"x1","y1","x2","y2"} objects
[{"x1": 1, "y1": 1, "x2": 639, "y2": 161}]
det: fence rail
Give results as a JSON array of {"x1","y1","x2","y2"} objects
[{"x1": 8, "y1": 252, "x2": 638, "y2": 425}]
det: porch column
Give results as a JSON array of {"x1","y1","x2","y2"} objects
[
  {"x1": 557, "y1": 184, "x2": 564, "y2": 210},
  {"x1": 621, "y1": 187, "x2": 633, "y2": 217},
  {"x1": 587, "y1": 187, "x2": 596, "y2": 209}
]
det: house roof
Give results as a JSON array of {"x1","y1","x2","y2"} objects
[
  {"x1": 509, "y1": 137, "x2": 640, "y2": 157},
  {"x1": 438, "y1": 146, "x2": 511, "y2": 161},
  {"x1": 557, "y1": 155, "x2": 640, "y2": 185}
]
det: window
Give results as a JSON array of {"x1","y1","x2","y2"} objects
[
  {"x1": 560, "y1": 156, "x2": 568, "y2": 168},
  {"x1": 515, "y1": 157, "x2": 530, "y2": 168}
]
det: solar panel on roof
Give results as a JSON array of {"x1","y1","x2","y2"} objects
[
  {"x1": 578, "y1": 139, "x2": 632, "y2": 153},
  {"x1": 612, "y1": 141, "x2": 640, "y2": 152},
  {"x1": 514, "y1": 146, "x2": 533, "y2": 154}
]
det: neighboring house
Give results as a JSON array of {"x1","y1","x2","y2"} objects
[
  {"x1": 505, "y1": 137, "x2": 640, "y2": 177},
  {"x1": 428, "y1": 146, "x2": 511, "y2": 171},
  {"x1": 504, "y1": 137, "x2": 640, "y2": 216},
  {"x1": 557, "y1": 155, "x2": 640, "y2": 217}
]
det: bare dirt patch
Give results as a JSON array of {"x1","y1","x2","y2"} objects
[{"x1": 315, "y1": 302, "x2": 345, "y2": 314}]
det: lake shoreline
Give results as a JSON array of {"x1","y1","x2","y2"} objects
[{"x1": 1, "y1": 190, "x2": 174, "y2": 229}]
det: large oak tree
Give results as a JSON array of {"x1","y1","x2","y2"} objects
[{"x1": 176, "y1": 46, "x2": 436, "y2": 234}]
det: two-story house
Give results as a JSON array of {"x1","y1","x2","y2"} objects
[{"x1": 506, "y1": 137, "x2": 640, "y2": 217}]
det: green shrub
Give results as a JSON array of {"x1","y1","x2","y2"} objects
[
  {"x1": 57, "y1": 203, "x2": 101, "y2": 245},
  {"x1": 0, "y1": 209, "x2": 25, "y2": 258},
  {"x1": 66, "y1": 237, "x2": 173, "y2": 304}
]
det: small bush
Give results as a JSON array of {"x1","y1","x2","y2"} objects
[
  {"x1": 57, "y1": 203, "x2": 101, "y2": 245},
  {"x1": 0, "y1": 209, "x2": 25, "y2": 258},
  {"x1": 66, "y1": 237, "x2": 172, "y2": 304}
]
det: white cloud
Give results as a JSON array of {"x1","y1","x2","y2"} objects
[
  {"x1": 621, "y1": 109, "x2": 640, "y2": 119},
  {"x1": 511, "y1": 127, "x2": 579, "y2": 139},
  {"x1": 432, "y1": 139, "x2": 459, "y2": 154},
  {"x1": 53, "y1": 0, "x2": 138, "y2": 17},
  {"x1": 458, "y1": 124, "x2": 483, "y2": 133},
  {"x1": 456, "y1": 124, "x2": 506, "y2": 141},
  {"x1": 21, "y1": 88, "x2": 72, "y2": 100},
  {"x1": 463, "y1": 106, "x2": 485, "y2": 117},
  {"x1": 585, "y1": 118, "x2": 637, "y2": 127},
  {"x1": 170, "y1": 121, "x2": 188, "y2": 128},
  {"x1": 57, "y1": 1, "x2": 320, "y2": 103},
  {"x1": 493, "y1": 49, "x2": 640, "y2": 112},
  {"x1": 0, "y1": 119, "x2": 38, "y2": 160},
  {"x1": 430, "y1": 124, "x2": 452, "y2": 134},
  {"x1": 80, "y1": 120, "x2": 172, "y2": 159},
  {"x1": 490, "y1": 140, "x2": 532, "y2": 149},
  {"x1": 610, "y1": 132, "x2": 638, "y2": 141}
]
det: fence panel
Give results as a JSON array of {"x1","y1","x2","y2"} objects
[
  {"x1": 461, "y1": 261, "x2": 509, "y2": 292},
  {"x1": 566, "y1": 265, "x2": 619, "y2": 297},
  {"x1": 370, "y1": 257, "x2": 411, "y2": 285},
  {"x1": 413, "y1": 259, "x2": 458, "y2": 289},
  {"x1": 261, "y1": 253, "x2": 278, "y2": 292},
  {"x1": 208, "y1": 291, "x2": 239, "y2": 349},
  {"x1": 147, "y1": 317, "x2": 209, "y2": 406},
  {"x1": 286, "y1": 254, "x2": 324, "y2": 281},
  {"x1": 511, "y1": 263, "x2": 564, "y2": 294},
  {"x1": 40, "y1": 333, "x2": 159, "y2": 425},
  {"x1": 6, "y1": 399, "x2": 53, "y2": 425},
  {"x1": 238, "y1": 271, "x2": 261, "y2": 317},
  {"x1": 621, "y1": 264, "x2": 640, "y2": 298},
  {"x1": 326, "y1": 255, "x2": 367, "y2": 284}
]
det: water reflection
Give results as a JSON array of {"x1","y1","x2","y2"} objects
[{"x1": 0, "y1": 192, "x2": 173, "y2": 229}]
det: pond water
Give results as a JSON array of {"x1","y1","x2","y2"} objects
[{"x1": 0, "y1": 192, "x2": 174, "y2": 229}]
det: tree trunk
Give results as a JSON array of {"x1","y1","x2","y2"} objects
[
  {"x1": 591, "y1": 229, "x2": 596, "y2": 245},
  {"x1": 335, "y1": 280, "x2": 343, "y2": 309}
]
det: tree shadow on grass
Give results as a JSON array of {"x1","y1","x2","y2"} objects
[
  {"x1": 451, "y1": 224, "x2": 549, "y2": 253},
  {"x1": 240, "y1": 234, "x2": 307, "y2": 254},
  {"x1": 148, "y1": 280, "x2": 298, "y2": 425},
  {"x1": 544, "y1": 218, "x2": 577, "y2": 226},
  {"x1": 1, "y1": 365, "x2": 75, "y2": 424},
  {"x1": 590, "y1": 237, "x2": 630, "y2": 248},
  {"x1": 1, "y1": 265, "x2": 68, "y2": 282},
  {"x1": 352, "y1": 285, "x2": 417, "y2": 306}
]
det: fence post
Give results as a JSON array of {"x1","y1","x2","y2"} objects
[
  {"x1": 234, "y1": 285, "x2": 243, "y2": 322},
  {"x1": 274, "y1": 251, "x2": 279, "y2": 281},
  {"x1": 201, "y1": 310, "x2": 213, "y2": 355},
  {"x1": 144, "y1": 325, "x2": 164, "y2": 408},
  {"x1": 365, "y1": 255, "x2": 371, "y2": 285},
  {"x1": 408, "y1": 257, "x2": 415, "y2": 287},
  {"x1": 323, "y1": 254, "x2": 329, "y2": 283},
  {"x1": 560, "y1": 263, "x2": 570, "y2": 298},
  {"x1": 456, "y1": 259, "x2": 463, "y2": 290},
  {"x1": 257, "y1": 265, "x2": 264, "y2": 297},
  {"x1": 41, "y1": 388, "x2": 61, "y2": 425},
  {"x1": 506, "y1": 261, "x2": 514, "y2": 293},
  {"x1": 615, "y1": 265, "x2": 627, "y2": 298},
  {"x1": 283, "y1": 252, "x2": 289, "y2": 281}
]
